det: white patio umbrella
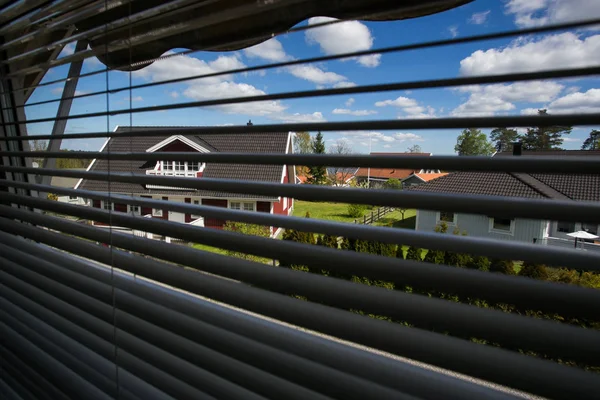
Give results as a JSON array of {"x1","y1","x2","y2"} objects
[{"x1": 566, "y1": 231, "x2": 599, "y2": 248}]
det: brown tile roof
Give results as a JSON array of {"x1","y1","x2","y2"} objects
[
  {"x1": 77, "y1": 126, "x2": 289, "y2": 199},
  {"x1": 356, "y1": 167, "x2": 417, "y2": 180}
]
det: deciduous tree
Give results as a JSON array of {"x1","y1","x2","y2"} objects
[{"x1": 454, "y1": 128, "x2": 495, "y2": 156}]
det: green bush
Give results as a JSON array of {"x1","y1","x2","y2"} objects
[
  {"x1": 347, "y1": 203, "x2": 367, "y2": 218},
  {"x1": 519, "y1": 262, "x2": 549, "y2": 280},
  {"x1": 395, "y1": 245, "x2": 405, "y2": 259},
  {"x1": 467, "y1": 255, "x2": 491, "y2": 271},
  {"x1": 405, "y1": 246, "x2": 422, "y2": 261},
  {"x1": 489, "y1": 259, "x2": 515, "y2": 275},
  {"x1": 223, "y1": 221, "x2": 271, "y2": 263},
  {"x1": 383, "y1": 178, "x2": 402, "y2": 190},
  {"x1": 423, "y1": 249, "x2": 445, "y2": 264}
]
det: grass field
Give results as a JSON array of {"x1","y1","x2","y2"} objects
[{"x1": 293, "y1": 200, "x2": 416, "y2": 229}]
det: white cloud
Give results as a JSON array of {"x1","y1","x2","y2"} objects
[
  {"x1": 306, "y1": 17, "x2": 381, "y2": 67},
  {"x1": 383, "y1": 144, "x2": 392, "y2": 149},
  {"x1": 332, "y1": 108, "x2": 377, "y2": 116},
  {"x1": 563, "y1": 137, "x2": 582, "y2": 142},
  {"x1": 375, "y1": 96, "x2": 436, "y2": 119},
  {"x1": 567, "y1": 86, "x2": 581, "y2": 94},
  {"x1": 345, "y1": 97, "x2": 355, "y2": 107},
  {"x1": 452, "y1": 81, "x2": 564, "y2": 116},
  {"x1": 394, "y1": 133, "x2": 424, "y2": 142},
  {"x1": 375, "y1": 96, "x2": 418, "y2": 108},
  {"x1": 448, "y1": 26, "x2": 459, "y2": 38},
  {"x1": 544, "y1": 88, "x2": 600, "y2": 114},
  {"x1": 287, "y1": 64, "x2": 348, "y2": 85},
  {"x1": 505, "y1": 0, "x2": 600, "y2": 28},
  {"x1": 460, "y1": 33, "x2": 600, "y2": 76},
  {"x1": 135, "y1": 52, "x2": 325, "y2": 121},
  {"x1": 243, "y1": 38, "x2": 290, "y2": 62},
  {"x1": 333, "y1": 81, "x2": 357, "y2": 88},
  {"x1": 470, "y1": 11, "x2": 490, "y2": 25},
  {"x1": 169, "y1": 91, "x2": 179, "y2": 98},
  {"x1": 50, "y1": 87, "x2": 88, "y2": 96}
]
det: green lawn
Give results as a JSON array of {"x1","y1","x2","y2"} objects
[
  {"x1": 293, "y1": 200, "x2": 416, "y2": 228},
  {"x1": 192, "y1": 242, "x2": 228, "y2": 256}
]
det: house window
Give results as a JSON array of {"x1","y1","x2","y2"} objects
[
  {"x1": 490, "y1": 217, "x2": 514, "y2": 234},
  {"x1": 174, "y1": 161, "x2": 185, "y2": 173},
  {"x1": 69, "y1": 195, "x2": 78, "y2": 200},
  {"x1": 163, "y1": 161, "x2": 172, "y2": 171},
  {"x1": 102, "y1": 201, "x2": 113, "y2": 211},
  {"x1": 438, "y1": 211, "x2": 456, "y2": 224},
  {"x1": 557, "y1": 221, "x2": 575, "y2": 233},
  {"x1": 129, "y1": 205, "x2": 140, "y2": 215},
  {"x1": 189, "y1": 162, "x2": 199, "y2": 171},
  {"x1": 191, "y1": 200, "x2": 201, "y2": 219},
  {"x1": 230, "y1": 201, "x2": 254, "y2": 211}
]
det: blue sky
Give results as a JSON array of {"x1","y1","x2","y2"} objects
[{"x1": 25, "y1": 0, "x2": 600, "y2": 154}]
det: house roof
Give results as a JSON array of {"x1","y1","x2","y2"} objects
[
  {"x1": 77, "y1": 126, "x2": 290, "y2": 199},
  {"x1": 413, "y1": 172, "x2": 448, "y2": 182},
  {"x1": 410, "y1": 151, "x2": 600, "y2": 201},
  {"x1": 51, "y1": 169, "x2": 86, "y2": 189},
  {"x1": 355, "y1": 152, "x2": 434, "y2": 180}
]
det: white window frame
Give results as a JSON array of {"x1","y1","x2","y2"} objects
[
  {"x1": 436, "y1": 211, "x2": 457, "y2": 225},
  {"x1": 68, "y1": 195, "x2": 78, "y2": 200},
  {"x1": 283, "y1": 196, "x2": 287, "y2": 210},
  {"x1": 228, "y1": 200, "x2": 255, "y2": 212},
  {"x1": 128, "y1": 204, "x2": 140, "y2": 215},
  {"x1": 489, "y1": 217, "x2": 515, "y2": 235},
  {"x1": 102, "y1": 201, "x2": 114, "y2": 211},
  {"x1": 152, "y1": 208, "x2": 163, "y2": 217}
]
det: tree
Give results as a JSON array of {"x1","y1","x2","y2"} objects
[
  {"x1": 306, "y1": 131, "x2": 326, "y2": 184},
  {"x1": 519, "y1": 262, "x2": 549, "y2": 280},
  {"x1": 520, "y1": 109, "x2": 572, "y2": 150},
  {"x1": 454, "y1": 128, "x2": 495, "y2": 156},
  {"x1": 490, "y1": 127, "x2": 518, "y2": 152},
  {"x1": 582, "y1": 129, "x2": 600, "y2": 150},
  {"x1": 328, "y1": 139, "x2": 353, "y2": 186},
  {"x1": 406, "y1": 144, "x2": 422, "y2": 153},
  {"x1": 29, "y1": 139, "x2": 48, "y2": 166},
  {"x1": 383, "y1": 178, "x2": 402, "y2": 190},
  {"x1": 294, "y1": 131, "x2": 312, "y2": 177}
]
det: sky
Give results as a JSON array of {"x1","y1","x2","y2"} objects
[{"x1": 25, "y1": 0, "x2": 600, "y2": 154}]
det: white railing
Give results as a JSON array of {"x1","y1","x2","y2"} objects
[
  {"x1": 146, "y1": 170, "x2": 198, "y2": 178},
  {"x1": 538, "y1": 237, "x2": 600, "y2": 253}
]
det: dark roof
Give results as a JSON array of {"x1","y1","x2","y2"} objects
[
  {"x1": 411, "y1": 151, "x2": 600, "y2": 201},
  {"x1": 78, "y1": 126, "x2": 289, "y2": 199},
  {"x1": 411, "y1": 172, "x2": 600, "y2": 201}
]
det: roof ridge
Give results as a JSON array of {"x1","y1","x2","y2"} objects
[{"x1": 510, "y1": 172, "x2": 571, "y2": 200}]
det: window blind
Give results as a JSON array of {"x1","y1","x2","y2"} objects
[{"x1": 1, "y1": 1, "x2": 600, "y2": 399}]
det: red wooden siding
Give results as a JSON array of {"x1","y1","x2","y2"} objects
[
  {"x1": 114, "y1": 203, "x2": 127, "y2": 213},
  {"x1": 140, "y1": 195, "x2": 152, "y2": 216},
  {"x1": 202, "y1": 199, "x2": 227, "y2": 229},
  {"x1": 184, "y1": 198, "x2": 192, "y2": 223},
  {"x1": 92, "y1": 199, "x2": 101, "y2": 208},
  {"x1": 158, "y1": 196, "x2": 169, "y2": 220},
  {"x1": 157, "y1": 140, "x2": 196, "y2": 152},
  {"x1": 256, "y1": 201, "x2": 270, "y2": 213}
]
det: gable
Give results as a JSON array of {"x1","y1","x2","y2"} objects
[{"x1": 146, "y1": 135, "x2": 211, "y2": 153}]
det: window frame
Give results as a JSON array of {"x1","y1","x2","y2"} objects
[
  {"x1": 229, "y1": 201, "x2": 254, "y2": 212},
  {"x1": 128, "y1": 204, "x2": 140, "y2": 215},
  {"x1": 557, "y1": 221, "x2": 576, "y2": 233},
  {"x1": 101, "y1": 201, "x2": 114, "y2": 211},
  {"x1": 191, "y1": 199, "x2": 201, "y2": 219},
  {"x1": 436, "y1": 211, "x2": 457, "y2": 225},
  {"x1": 489, "y1": 216, "x2": 515, "y2": 235}
]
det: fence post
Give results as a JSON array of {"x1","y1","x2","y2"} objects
[{"x1": 363, "y1": 215, "x2": 366, "y2": 224}]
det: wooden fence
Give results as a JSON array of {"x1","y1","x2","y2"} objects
[{"x1": 354, "y1": 206, "x2": 394, "y2": 225}]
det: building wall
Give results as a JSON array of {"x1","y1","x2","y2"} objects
[
  {"x1": 416, "y1": 209, "x2": 546, "y2": 244},
  {"x1": 401, "y1": 175, "x2": 423, "y2": 188},
  {"x1": 202, "y1": 199, "x2": 227, "y2": 229}
]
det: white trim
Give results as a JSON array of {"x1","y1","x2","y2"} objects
[
  {"x1": 228, "y1": 199, "x2": 256, "y2": 212},
  {"x1": 74, "y1": 126, "x2": 117, "y2": 189},
  {"x1": 146, "y1": 135, "x2": 211, "y2": 153},
  {"x1": 488, "y1": 217, "x2": 515, "y2": 236},
  {"x1": 436, "y1": 211, "x2": 457, "y2": 226},
  {"x1": 101, "y1": 200, "x2": 114, "y2": 211}
]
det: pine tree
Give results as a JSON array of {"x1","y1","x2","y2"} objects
[
  {"x1": 306, "y1": 131, "x2": 327, "y2": 184},
  {"x1": 520, "y1": 109, "x2": 572, "y2": 150},
  {"x1": 582, "y1": 129, "x2": 600, "y2": 150},
  {"x1": 490, "y1": 127, "x2": 518, "y2": 152}
]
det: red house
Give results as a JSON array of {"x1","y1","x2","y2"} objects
[{"x1": 76, "y1": 126, "x2": 295, "y2": 237}]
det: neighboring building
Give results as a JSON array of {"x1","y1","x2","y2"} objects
[
  {"x1": 327, "y1": 167, "x2": 358, "y2": 187},
  {"x1": 354, "y1": 152, "x2": 441, "y2": 187},
  {"x1": 51, "y1": 170, "x2": 89, "y2": 205},
  {"x1": 411, "y1": 149, "x2": 600, "y2": 250},
  {"x1": 401, "y1": 172, "x2": 448, "y2": 188},
  {"x1": 76, "y1": 126, "x2": 295, "y2": 237}
]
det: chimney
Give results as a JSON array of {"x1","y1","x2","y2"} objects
[
  {"x1": 247, "y1": 119, "x2": 253, "y2": 126},
  {"x1": 513, "y1": 142, "x2": 522, "y2": 156}
]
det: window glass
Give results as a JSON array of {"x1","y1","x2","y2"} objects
[
  {"x1": 492, "y1": 217, "x2": 512, "y2": 231},
  {"x1": 230, "y1": 202, "x2": 241, "y2": 210},
  {"x1": 557, "y1": 221, "x2": 575, "y2": 233},
  {"x1": 129, "y1": 205, "x2": 140, "y2": 214},
  {"x1": 103, "y1": 201, "x2": 112, "y2": 210},
  {"x1": 174, "y1": 161, "x2": 184, "y2": 171},
  {"x1": 163, "y1": 161, "x2": 172, "y2": 170},
  {"x1": 189, "y1": 162, "x2": 199, "y2": 171},
  {"x1": 69, "y1": 195, "x2": 78, "y2": 200},
  {"x1": 439, "y1": 211, "x2": 454, "y2": 223},
  {"x1": 243, "y1": 202, "x2": 254, "y2": 212}
]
